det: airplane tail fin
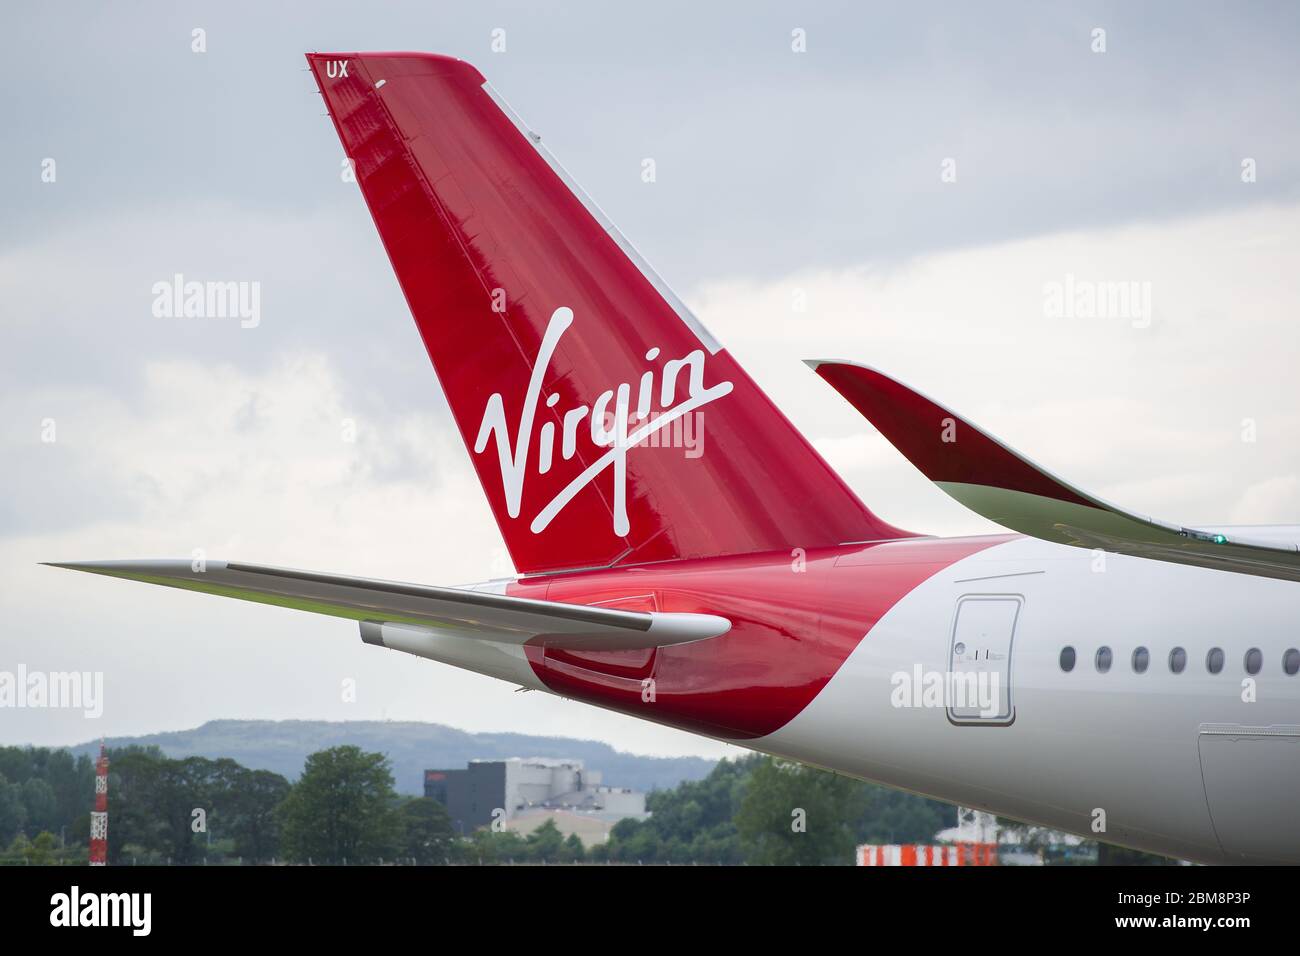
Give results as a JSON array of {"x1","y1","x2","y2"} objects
[{"x1": 308, "y1": 52, "x2": 910, "y2": 574}]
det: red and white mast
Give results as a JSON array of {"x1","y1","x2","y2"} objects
[{"x1": 89, "y1": 742, "x2": 108, "y2": 866}]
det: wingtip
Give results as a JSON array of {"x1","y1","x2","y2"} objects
[
  {"x1": 39, "y1": 559, "x2": 204, "y2": 576},
  {"x1": 41, "y1": 560, "x2": 117, "y2": 574},
  {"x1": 804, "y1": 359, "x2": 866, "y2": 372}
]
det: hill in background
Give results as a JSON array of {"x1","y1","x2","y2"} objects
[{"x1": 66, "y1": 719, "x2": 717, "y2": 795}]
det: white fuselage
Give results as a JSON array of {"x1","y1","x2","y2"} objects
[
  {"x1": 381, "y1": 534, "x2": 1300, "y2": 864},
  {"x1": 759, "y1": 535, "x2": 1300, "y2": 864}
]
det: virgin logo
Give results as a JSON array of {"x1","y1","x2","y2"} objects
[{"x1": 474, "y1": 307, "x2": 734, "y2": 537}]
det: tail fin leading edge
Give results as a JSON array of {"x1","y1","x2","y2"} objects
[{"x1": 308, "y1": 52, "x2": 909, "y2": 574}]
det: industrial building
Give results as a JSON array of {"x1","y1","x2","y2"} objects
[{"x1": 425, "y1": 758, "x2": 648, "y2": 837}]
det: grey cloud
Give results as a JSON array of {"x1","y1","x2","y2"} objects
[{"x1": 2, "y1": 1, "x2": 1298, "y2": 284}]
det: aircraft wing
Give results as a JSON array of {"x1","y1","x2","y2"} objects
[
  {"x1": 808, "y1": 360, "x2": 1300, "y2": 584},
  {"x1": 43, "y1": 560, "x2": 730, "y2": 651}
]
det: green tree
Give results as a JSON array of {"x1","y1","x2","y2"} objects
[
  {"x1": 0, "y1": 747, "x2": 93, "y2": 841},
  {"x1": 598, "y1": 755, "x2": 756, "y2": 864},
  {"x1": 222, "y1": 767, "x2": 290, "y2": 862},
  {"x1": 606, "y1": 817, "x2": 662, "y2": 863},
  {"x1": 44, "y1": 750, "x2": 95, "y2": 832},
  {"x1": 398, "y1": 797, "x2": 454, "y2": 864},
  {"x1": 21, "y1": 779, "x2": 58, "y2": 835},
  {"x1": 734, "y1": 757, "x2": 869, "y2": 865},
  {"x1": 0, "y1": 774, "x2": 26, "y2": 845},
  {"x1": 855, "y1": 786, "x2": 951, "y2": 845},
  {"x1": 5, "y1": 832, "x2": 31, "y2": 862},
  {"x1": 525, "y1": 818, "x2": 565, "y2": 862},
  {"x1": 454, "y1": 827, "x2": 529, "y2": 864},
  {"x1": 560, "y1": 832, "x2": 585, "y2": 863},
  {"x1": 106, "y1": 747, "x2": 169, "y2": 863},
  {"x1": 106, "y1": 747, "x2": 217, "y2": 864},
  {"x1": 25, "y1": 831, "x2": 58, "y2": 865},
  {"x1": 278, "y1": 746, "x2": 400, "y2": 863}
]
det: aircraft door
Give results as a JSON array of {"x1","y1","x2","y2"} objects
[{"x1": 947, "y1": 595, "x2": 1020, "y2": 725}]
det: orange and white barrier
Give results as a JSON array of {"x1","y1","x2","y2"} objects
[{"x1": 857, "y1": 843, "x2": 998, "y2": 866}]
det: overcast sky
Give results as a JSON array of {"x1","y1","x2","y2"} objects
[{"x1": 3, "y1": 2, "x2": 1298, "y2": 758}]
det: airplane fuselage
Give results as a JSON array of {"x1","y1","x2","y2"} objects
[{"x1": 372, "y1": 533, "x2": 1300, "y2": 864}]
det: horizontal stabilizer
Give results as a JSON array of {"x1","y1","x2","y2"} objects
[
  {"x1": 43, "y1": 560, "x2": 730, "y2": 651},
  {"x1": 808, "y1": 361, "x2": 1300, "y2": 584}
]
